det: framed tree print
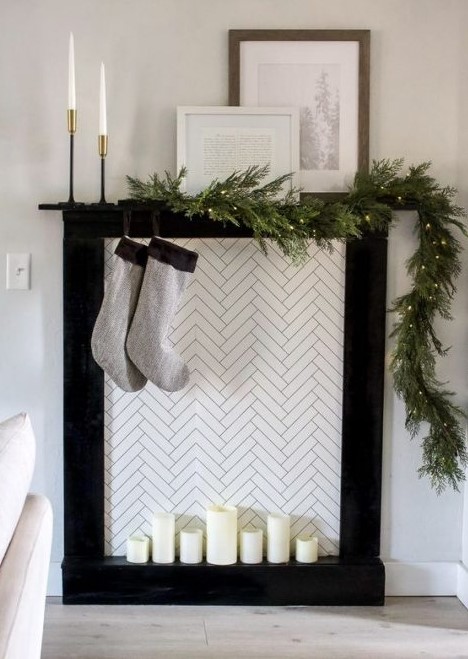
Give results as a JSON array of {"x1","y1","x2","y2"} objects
[{"x1": 229, "y1": 30, "x2": 370, "y2": 194}]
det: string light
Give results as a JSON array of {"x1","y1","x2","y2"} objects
[
  {"x1": 425, "y1": 223, "x2": 431, "y2": 230},
  {"x1": 365, "y1": 214, "x2": 371, "y2": 222},
  {"x1": 407, "y1": 305, "x2": 412, "y2": 311},
  {"x1": 299, "y1": 219, "x2": 304, "y2": 224}
]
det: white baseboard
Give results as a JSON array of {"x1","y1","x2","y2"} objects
[
  {"x1": 384, "y1": 561, "x2": 458, "y2": 596},
  {"x1": 47, "y1": 561, "x2": 62, "y2": 596},
  {"x1": 457, "y1": 563, "x2": 468, "y2": 609}
]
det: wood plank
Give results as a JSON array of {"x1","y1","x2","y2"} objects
[{"x1": 42, "y1": 597, "x2": 468, "y2": 659}]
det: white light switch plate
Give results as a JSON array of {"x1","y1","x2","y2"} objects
[{"x1": 6, "y1": 253, "x2": 31, "y2": 290}]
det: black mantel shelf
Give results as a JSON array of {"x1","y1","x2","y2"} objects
[
  {"x1": 39, "y1": 201, "x2": 256, "y2": 240},
  {"x1": 40, "y1": 202, "x2": 387, "y2": 606}
]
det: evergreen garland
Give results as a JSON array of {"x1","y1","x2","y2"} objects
[{"x1": 127, "y1": 160, "x2": 468, "y2": 493}]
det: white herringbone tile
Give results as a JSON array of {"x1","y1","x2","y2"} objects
[{"x1": 104, "y1": 238, "x2": 345, "y2": 556}]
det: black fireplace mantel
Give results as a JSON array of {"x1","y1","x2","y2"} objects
[{"x1": 39, "y1": 202, "x2": 387, "y2": 605}]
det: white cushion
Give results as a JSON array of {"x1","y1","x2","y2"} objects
[
  {"x1": 0, "y1": 413, "x2": 35, "y2": 565},
  {"x1": 0, "y1": 494, "x2": 53, "y2": 659}
]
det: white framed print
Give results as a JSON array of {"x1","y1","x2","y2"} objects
[{"x1": 177, "y1": 106, "x2": 299, "y2": 195}]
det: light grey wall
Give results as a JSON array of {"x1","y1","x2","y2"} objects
[{"x1": 0, "y1": 0, "x2": 467, "y2": 588}]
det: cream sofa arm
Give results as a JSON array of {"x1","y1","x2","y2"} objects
[{"x1": 0, "y1": 494, "x2": 53, "y2": 659}]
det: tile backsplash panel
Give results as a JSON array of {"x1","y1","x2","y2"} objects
[{"x1": 104, "y1": 238, "x2": 345, "y2": 556}]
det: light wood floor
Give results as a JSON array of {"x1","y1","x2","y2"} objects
[{"x1": 42, "y1": 597, "x2": 468, "y2": 659}]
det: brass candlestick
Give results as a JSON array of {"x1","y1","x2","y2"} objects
[
  {"x1": 68, "y1": 108, "x2": 76, "y2": 134},
  {"x1": 98, "y1": 134, "x2": 108, "y2": 204}
]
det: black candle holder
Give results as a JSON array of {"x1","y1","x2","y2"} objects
[
  {"x1": 96, "y1": 134, "x2": 113, "y2": 206},
  {"x1": 59, "y1": 110, "x2": 83, "y2": 208},
  {"x1": 100, "y1": 155, "x2": 106, "y2": 203}
]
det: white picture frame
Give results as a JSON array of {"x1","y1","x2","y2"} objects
[{"x1": 177, "y1": 106, "x2": 299, "y2": 195}]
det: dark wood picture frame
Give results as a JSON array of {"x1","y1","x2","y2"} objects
[{"x1": 229, "y1": 29, "x2": 370, "y2": 195}]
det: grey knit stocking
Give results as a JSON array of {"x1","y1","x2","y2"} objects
[
  {"x1": 126, "y1": 237, "x2": 198, "y2": 392},
  {"x1": 91, "y1": 237, "x2": 148, "y2": 392}
]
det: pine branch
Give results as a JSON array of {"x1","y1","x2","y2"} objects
[{"x1": 127, "y1": 160, "x2": 468, "y2": 492}]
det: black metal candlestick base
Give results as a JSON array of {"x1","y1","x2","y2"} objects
[
  {"x1": 100, "y1": 157, "x2": 106, "y2": 204},
  {"x1": 69, "y1": 132, "x2": 75, "y2": 203},
  {"x1": 91, "y1": 156, "x2": 113, "y2": 207},
  {"x1": 58, "y1": 133, "x2": 83, "y2": 207}
]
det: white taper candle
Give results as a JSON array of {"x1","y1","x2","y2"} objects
[
  {"x1": 99, "y1": 62, "x2": 107, "y2": 135},
  {"x1": 68, "y1": 33, "x2": 76, "y2": 110}
]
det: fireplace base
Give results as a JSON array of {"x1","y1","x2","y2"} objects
[{"x1": 62, "y1": 556, "x2": 385, "y2": 605}]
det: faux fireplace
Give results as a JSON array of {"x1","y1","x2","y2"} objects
[{"x1": 39, "y1": 202, "x2": 387, "y2": 605}]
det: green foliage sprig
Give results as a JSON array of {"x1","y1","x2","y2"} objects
[
  {"x1": 127, "y1": 161, "x2": 468, "y2": 493},
  {"x1": 127, "y1": 165, "x2": 363, "y2": 263}
]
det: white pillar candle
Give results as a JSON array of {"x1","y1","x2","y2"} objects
[
  {"x1": 68, "y1": 33, "x2": 76, "y2": 110},
  {"x1": 267, "y1": 513, "x2": 290, "y2": 563},
  {"x1": 126, "y1": 534, "x2": 149, "y2": 564},
  {"x1": 99, "y1": 62, "x2": 107, "y2": 135},
  {"x1": 152, "y1": 512, "x2": 175, "y2": 563},
  {"x1": 295, "y1": 535, "x2": 319, "y2": 563},
  {"x1": 180, "y1": 528, "x2": 203, "y2": 564},
  {"x1": 240, "y1": 528, "x2": 263, "y2": 564},
  {"x1": 206, "y1": 504, "x2": 237, "y2": 565}
]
